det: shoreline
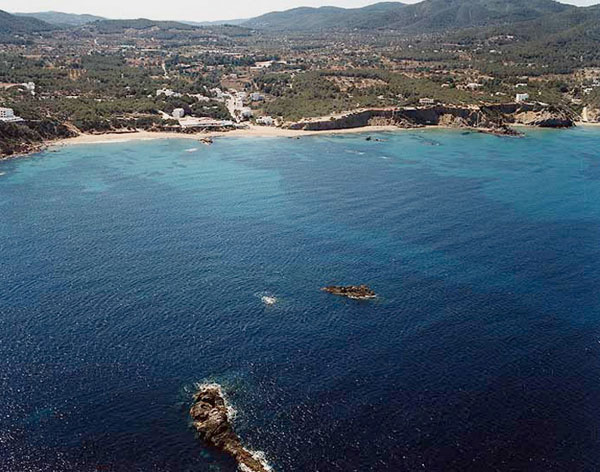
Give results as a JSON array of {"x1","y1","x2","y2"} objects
[
  {"x1": 52, "y1": 122, "x2": 600, "y2": 148},
  {"x1": 50, "y1": 125, "x2": 402, "y2": 147},
  {"x1": 2, "y1": 121, "x2": 600, "y2": 162},
  {"x1": 2, "y1": 125, "x2": 397, "y2": 162},
  {"x1": 574, "y1": 121, "x2": 600, "y2": 127}
]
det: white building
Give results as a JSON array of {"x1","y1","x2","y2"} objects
[
  {"x1": 23, "y1": 82, "x2": 35, "y2": 95},
  {"x1": 239, "y1": 107, "x2": 253, "y2": 120},
  {"x1": 0, "y1": 107, "x2": 24, "y2": 122},
  {"x1": 250, "y1": 92, "x2": 265, "y2": 102},
  {"x1": 157, "y1": 88, "x2": 182, "y2": 98},
  {"x1": 172, "y1": 108, "x2": 185, "y2": 119},
  {"x1": 179, "y1": 117, "x2": 235, "y2": 129},
  {"x1": 253, "y1": 60, "x2": 274, "y2": 69},
  {"x1": 516, "y1": 93, "x2": 529, "y2": 103},
  {"x1": 256, "y1": 116, "x2": 274, "y2": 126},
  {"x1": 211, "y1": 88, "x2": 227, "y2": 102},
  {"x1": 191, "y1": 94, "x2": 211, "y2": 102},
  {"x1": 419, "y1": 98, "x2": 435, "y2": 105},
  {"x1": 466, "y1": 83, "x2": 483, "y2": 90}
]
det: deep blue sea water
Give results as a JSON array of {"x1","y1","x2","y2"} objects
[{"x1": 1, "y1": 128, "x2": 600, "y2": 471}]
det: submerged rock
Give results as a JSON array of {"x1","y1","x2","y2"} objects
[
  {"x1": 322, "y1": 285, "x2": 377, "y2": 300},
  {"x1": 190, "y1": 384, "x2": 271, "y2": 472},
  {"x1": 478, "y1": 125, "x2": 524, "y2": 137}
]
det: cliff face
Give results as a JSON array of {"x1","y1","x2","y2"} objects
[
  {"x1": 583, "y1": 106, "x2": 600, "y2": 123},
  {"x1": 487, "y1": 103, "x2": 574, "y2": 128},
  {"x1": 286, "y1": 103, "x2": 575, "y2": 132}
]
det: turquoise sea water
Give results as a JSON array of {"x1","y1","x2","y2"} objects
[{"x1": 1, "y1": 128, "x2": 600, "y2": 471}]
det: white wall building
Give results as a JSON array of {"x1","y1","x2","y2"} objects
[
  {"x1": 179, "y1": 117, "x2": 235, "y2": 129},
  {"x1": 256, "y1": 116, "x2": 274, "y2": 126},
  {"x1": 172, "y1": 108, "x2": 185, "y2": 119},
  {"x1": 239, "y1": 107, "x2": 253, "y2": 120},
  {"x1": 516, "y1": 93, "x2": 530, "y2": 103},
  {"x1": 23, "y1": 82, "x2": 35, "y2": 95},
  {"x1": 157, "y1": 88, "x2": 182, "y2": 98},
  {"x1": 419, "y1": 98, "x2": 435, "y2": 105},
  {"x1": 0, "y1": 107, "x2": 24, "y2": 122}
]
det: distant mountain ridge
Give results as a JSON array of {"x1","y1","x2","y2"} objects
[
  {"x1": 14, "y1": 11, "x2": 104, "y2": 26},
  {"x1": 242, "y1": 0, "x2": 575, "y2": 32},
  {"x1": 10, "y1": 12, "x2": 246, "y2": 31},
  {"x1": 84, "y1": 18, "x2": 199, "y2": 33},
  {"x1": 3, "y1": 1, "x2": 597, "y2": 38},
  {"x1": 0, "y1": 9, "x2": 55, "y2": 33},
  {"x1": 181, "y1": 18, "x2": 249, "y2": 27},
  {"x1": 244, "y1": 2, "x2": 406, "y2": 31}
]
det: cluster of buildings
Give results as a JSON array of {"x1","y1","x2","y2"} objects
[
  {"x1": 583, "y1": 79, "x2": 600, "y2": 95},
  {"x1": 223, "y1": 89, "x2": 265, "y2": 123},
  {"x1": 154, "y1": 80, "x2": 272, "y2": 126}
]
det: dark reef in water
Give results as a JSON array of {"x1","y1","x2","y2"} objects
[
  {"x1": 322, "y1": 285, "x2": 377, "y2": 300},
  {"x1": 190, "y1": 384, "x2": 271, "y2": 472}
]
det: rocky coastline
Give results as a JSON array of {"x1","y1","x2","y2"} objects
[
  {"x1": 0, "y1": 121, "x2": 229, "y2": 161},
  {"x1": 190, "y1": 384, "x2": 271, "y2": 472},
  {"x1": 286, "y1": 102, "x2": 577, "y2": 135},
  {"x1": 0, "y1": 120, "x2": 76, "y2": 161}
]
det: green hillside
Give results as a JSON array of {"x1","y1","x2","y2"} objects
[
  {"x1": 0, "y1": 9, "x2": 56, "y2": 33},
  {"x1": 243, "y1": 0, "x2": 574, "y2": 32},
  {"x1": 88, "y1": 18, "x2": 198, "y2": 34},
  {"x1": 15, "y1": 11, "x2": 104, "y2": 27}
]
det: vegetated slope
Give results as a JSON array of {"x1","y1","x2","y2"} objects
[
  {"x1": 0, "y1": 10, "x2": 56, "y2": 33},
  {"x1": 14, "y1": 11, "x2": 104, "y2": 27},
  {"x1": 243, "y1": 0, "x2": 574, "y2": 32}
]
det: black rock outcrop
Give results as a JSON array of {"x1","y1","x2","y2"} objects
[
  {"x1": 322, "y1": 285, "x2": 377, "y2": 300},
  {"x1": 190, "y1": 384, "x2": 271, "y2": 472}
]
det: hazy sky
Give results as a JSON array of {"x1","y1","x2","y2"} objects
[{"x1": 5, "y1": 0, "x2": 600, "y2": 22}]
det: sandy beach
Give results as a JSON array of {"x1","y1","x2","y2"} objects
[
  {"x1": 53, "y1": 121, "x2": 600, "y2": 149},
  {"x1": 51, "y1": 124, "x2": 402, "y2": 148}
]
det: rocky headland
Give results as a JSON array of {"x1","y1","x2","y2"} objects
[
  {"x1": 322, "y1": 285, "x2": 377, "y2": 300},
  {"x1": 286, "y1": 102, "x2": 576, "y2": 134},
  {"x1": 0, "y1": 120, "x2": 76, "y2": 160},
  {"x1": 190, "y1": 384, "x2": 271, "y2": 472}
]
